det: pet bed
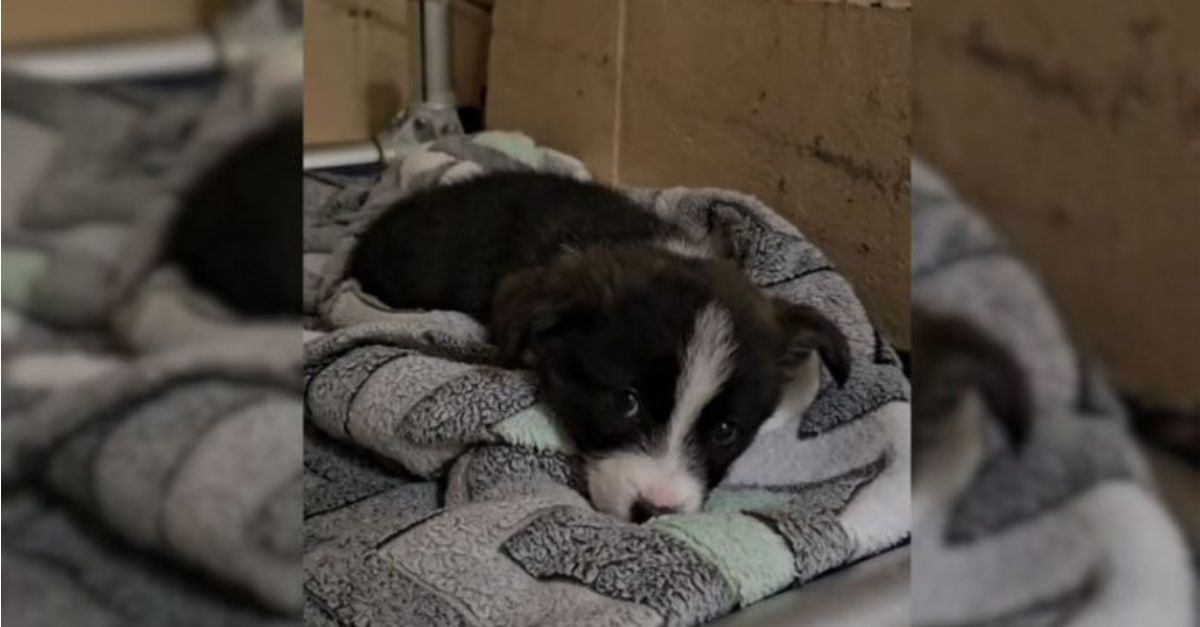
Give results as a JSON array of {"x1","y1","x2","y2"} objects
[{"x1": 303, "y1": 132, "x2": 912, "y2": 627}]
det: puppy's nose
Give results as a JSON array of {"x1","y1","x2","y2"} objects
[{"x1": 630, "y1": 498, "x2": 679, "y2": 524}]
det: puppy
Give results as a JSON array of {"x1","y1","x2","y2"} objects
[{"x1": 351, "y1": 172, "x2": 850, "y2": 522}]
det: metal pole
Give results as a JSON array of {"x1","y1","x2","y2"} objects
[
  {"x1": 370, "y1": 0, "x2": 463, "y2": 164},
  {"x1": 2, "y1": 32, "x2": 221, "y2": 82},
  {"x1": 303, "y1": 140, "x2": 387, "y2": 171},
  {"x1": 304, "y1": 0, "x2": 463, "y2": 171},
  {"x1": 412, "y1": 0, "x2": 456, "y2": 109}
]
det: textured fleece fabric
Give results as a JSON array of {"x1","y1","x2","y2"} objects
[{"x1": 302, "y1": 133, "x2": 912, "y2": 626}]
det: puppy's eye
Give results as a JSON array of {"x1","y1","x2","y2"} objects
[
  {"x1": 616, "y1": 388, "x2": 640, "y2": 419},
  {"x1": 711, "y1": 421, "x2": 739, "y2": 447}
]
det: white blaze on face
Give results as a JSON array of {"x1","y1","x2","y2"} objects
[{"x1": 587, "y1": 303, "x2": 738, "y2": 520}]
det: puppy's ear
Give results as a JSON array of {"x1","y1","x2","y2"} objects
[
  {"x1": 773, "y1": 299, "x2": 852, "y2": 386},
  {"x1": 912, "y1": 309, "x2": 1031, "y2": 448},
  {"x1": 707, "y1": 220, "x2": 738, "y2": 261},
  {"x1": 491, "y1": 266, "x2": 585, "y2": 366}
]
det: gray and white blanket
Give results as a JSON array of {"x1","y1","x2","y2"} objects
[
  {"x1": 911, "y1": 160, "x2": 1195, "y2": 626},
  {"x1": 2, "y1": 2, "x2": 302, "y2": 625},
  {"x1": 303, "y1": 133, "x2": 911, "y2": 627}
]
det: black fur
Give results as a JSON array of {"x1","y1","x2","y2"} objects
[
  {"x1": 350, "y1": 172, "x2": 850, "y2": 498},
  {"x1": 351, "y1": 172, "x2": 681, "y2": 321},
  {"x1": 775, "y1": 299, "x2": 852, "y2": 386},
  {"x1": 164, "y1": 115, "x2": 302, "y2": 318},
  {"x1": 515, "y1": 245, "x2": 791, "y2": 486}
]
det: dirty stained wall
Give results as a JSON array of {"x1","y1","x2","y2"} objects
[
  {"x1": 915, "y1": 0, "x2": 1200, "y2": 408},
  {"x1": 2, "y1": 0, "x2": 225, "y2": 45},
  {"x1": 487, "y1": 0, "x2": 912, "y2": 347}
]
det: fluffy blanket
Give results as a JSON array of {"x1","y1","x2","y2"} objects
[
  {"x1": 2, "y1": 1, "x2": 302, "y2": 624},
  {"x1": 911, "y1": 160, "x2": 1195, "y2": 626},
  {"x1": 303, "y1": 133, "x2": 911, "y2": 626}
]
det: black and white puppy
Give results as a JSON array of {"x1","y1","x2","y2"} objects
[{"x1": 351, "y1": 172, "x2": 850, "y2": 522}]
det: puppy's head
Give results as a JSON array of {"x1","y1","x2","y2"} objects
[{"x1": 494, "y1": 246, "x2": 850, "y2": 522}]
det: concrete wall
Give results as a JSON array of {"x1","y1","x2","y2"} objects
[
  {"x1": 303, "y1": 0, "x2": 492, "y2": 144},
  {"x1": 915, "y1": 0, "x2": 1200, "y2": 408},
  {"x1": 487, "y1": 0, "x2": 912, "y2": 347},
  {"x1": 2, "y1": 0, "x2": 223, "y2": 45}
]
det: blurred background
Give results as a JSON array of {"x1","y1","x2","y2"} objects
[
  {"x1": 915, "y1": 0, "x2": 1197, "y2": 541},
  {"x1": 916, "y1": 0, "x2": 1200, "y2": 415},
  {"x1": 3, "y1": 1, "x2": 301, "y2": 625},
  {"x1": 913, "y1": 1, "x2": 1197, "y2": 625}
]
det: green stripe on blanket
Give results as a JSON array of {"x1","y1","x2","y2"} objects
[
  {"x1": 491, "y1": 404, "x2": 571, "y2": 452},
  {"x1": 650, "y1": 512, "x2": 796, "y2": 606},
  {"x1": 2, "y1": 249, "x2": 50, "y2": 308}
]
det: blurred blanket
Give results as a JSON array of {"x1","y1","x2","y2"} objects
[
  {"x1": 2, "y1": 1, "x2": 302, "y2": 624},
  {"x1": 302, "y1": 133, "x2": 911, "y2": 626},
  {"x1": 910, "y1": 160, "x2": 1194, "y2": 626}
]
